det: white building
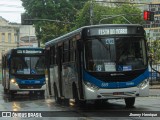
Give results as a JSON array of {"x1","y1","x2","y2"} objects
[{"x1": 0, "y1": 16, "x2": 38, "y2": 64}]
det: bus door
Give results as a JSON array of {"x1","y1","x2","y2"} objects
[
  {"x1": 57, "y1": 45, "x2": 63, "y2": 97},
  {"x1": 45, "y1": 49, "x2": 52, "y2": 95},
  {"x1": 76, "y1": 40, "x2": 84, "y2": 99},
  {"x1": 3, "y1": 55, "x2": 10, "y2": 90},
  {"x1": 2, "y1": 56, "x2": 6, "y2": 88}
]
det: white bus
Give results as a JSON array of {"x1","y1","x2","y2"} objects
[{"x1": 45, "y1": 24, "x2": 149, "y2": 108}]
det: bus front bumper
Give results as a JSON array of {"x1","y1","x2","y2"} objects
[
  {"x1": 83, "y1": 81, "x2": 149, "y2": 100},
  {"x1": 10, "y1": 82, "x2": 46, "y2": 91}
]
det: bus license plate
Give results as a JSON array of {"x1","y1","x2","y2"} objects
[
  {"x1": 17, "y1": 91, "x2": 29, "y2": 94},
  {"x1": 113, "y1": 92, "x2": 124, "y2": 95}
]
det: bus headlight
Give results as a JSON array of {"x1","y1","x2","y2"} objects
[
  {"x1": 138, "y1": 79, "x2": 148, "y2": 89},
  {"x1": 45, "y1": 77, "x2": 48, "y2": 81},
  {"x1": 84, "y1": 81, "x2": 99, "y2": 91},
  {"x1": 10, "y1": 78, "x2": 16, "y2": 83}
]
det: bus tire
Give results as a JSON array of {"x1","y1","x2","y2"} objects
[
  {"x1": 4, "y1": 88, "x2": 8, "y2": 94},
  {"x1": 73, "y1": 85, "x2": 79, "y2": 105},
  {"x1": 9, "y1": 90, "x2": 15, "y2": 99},
  {"x1": 95, "y1": 99, "x2": 107, "y2": 105},
  {"x1": 37, "y1": 90, "x2": 45, "y2": 97},
  {"x1": 40, "y1": 90, "x2": 45, "y2": 97},
  {"x1": 54, "y1": 85, "x2": 61, "y2": 104},
  {"x1": 63, "y1": 98, "x2": 69, "y2": 106},
  {"x1": 73, "y1": 85, "x2": 86, "y2": 107},
  {"x1": 125, "y1": 97, "x2": 135, "y2": 108}
]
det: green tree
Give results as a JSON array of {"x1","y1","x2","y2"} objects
[
  {"x1": 21, "y1": 0, "x2": 88, "y2": 44},
  {"x1": 149, "y1": 40, "x2": 160, "y2": 64}
]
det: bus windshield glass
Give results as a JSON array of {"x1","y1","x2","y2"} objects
[
  {"x1": 85, "y1": 37, "x2": 147, "y2": 72},
  {"x1": 11, "y1": 56, "x2": 45, "y2": 75}
]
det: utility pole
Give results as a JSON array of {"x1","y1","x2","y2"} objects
[
  {"x1": 16, "y1": 29, "x2": 20, "y2": 47},
  {"x1": 90, "y1": 0, "x2": 93, "y2": 25}
]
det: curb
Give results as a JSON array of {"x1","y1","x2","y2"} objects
[{"x1": 150, "y1": 87, "x2": 160, "y2": 89}]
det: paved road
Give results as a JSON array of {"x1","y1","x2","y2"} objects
[{"x1": 0, "y1": 84, "x2": 159, "y2": 120}]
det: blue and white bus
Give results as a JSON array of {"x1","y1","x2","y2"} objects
[
  {"x1": 45, "y1": 24, "x2": 149, "y2": 107},
  {"x1": 2, "y1": 47, "x2": 46, "y2": 97}
]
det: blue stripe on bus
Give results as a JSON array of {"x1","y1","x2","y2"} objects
[
  {"x1": 16, "y1": 78, "x2": 45, "y2": 85},
  {"x1": 83, "y1": 70, "x2": 149, "y2": 88}
]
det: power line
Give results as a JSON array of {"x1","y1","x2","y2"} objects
[
  {"x1": 95, "y1": 1, "x2": 148, "y2": 4},
  {"x1": 0, "y1": 11, "x2": 24, "y2": 13},
  {"x1": 0, "y1": 4, "x2": 23, "y2": 8},
  {"x1": 24, "y1": 18, "x2": 75, "y2": 25}
]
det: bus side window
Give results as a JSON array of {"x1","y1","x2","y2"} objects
[
  {"x1": 50, "y1": 46, "x2": 56, "y2": 65},
  {"x1": 63, "y1": 41, "x2": 69, "y2": 63},
  {"x1": 70, "y1": 39, "x2": 76, "y2": 62}
]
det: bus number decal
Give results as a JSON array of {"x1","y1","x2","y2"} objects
[
  {"x1": 35, "y1": 81, "x2": 40, "y2": 84},
  {"x1": 106, "y1": 38, "x2": 114, "y2": 44},
  {"x1": 101, "y1": 83, "x2": 108, "y2": 87},
  {"x1": 96, "y1": 65, "x2": 102, "y2": 71}
]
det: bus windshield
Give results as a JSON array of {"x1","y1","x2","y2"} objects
[
  {"x1": 11, "y1": 56, "x2": 45, "y2": 75},
  {"x1": 84, "y1": 37, "x2": 147, "y2": 72}
]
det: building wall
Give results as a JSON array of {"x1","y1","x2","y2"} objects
[
  {"x1": 0, "y1": 25, "x2": 18, "y2": 64},
  {"x1": 20, "y1": 25, "x2": 36, "y2": 37},
  {"x1": 0, "y1": 16, "x2": 8, "y2": 26},
  {"x1": 0, "y1": 17, "x2": 38, "y2": 65},
  {"x1": 19, "y1": 25, "x2": 38, "y2": 47}
]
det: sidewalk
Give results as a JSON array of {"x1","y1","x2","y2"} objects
[
  {"x1": 150, "y1": 84, "x2": 160, "y2": 89},
  {"x1": 149, "y1": 81, "x2": 160, "y2": 89}
]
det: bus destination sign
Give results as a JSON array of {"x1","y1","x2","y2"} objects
[
  {"x1": 17, "y1": 50, "x2": 42, "y2": 54},
  {"x1": 88, "y1": 27, "x2": 128, "y2": 36},
  {"x1": 98, "y1": 28, "x2": 127, "y2": 35}
]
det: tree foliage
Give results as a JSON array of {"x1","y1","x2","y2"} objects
[
  {"x1": 149, "y1": 40, "x2": 160, "y2": 64},
  {"x1": 21, "y1": 0, "x2": 87, "y2": 44},
  {"x1": 75, "y1": 1, "x2": 144, "y2": 28}
]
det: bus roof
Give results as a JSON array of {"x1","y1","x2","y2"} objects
[{"x1": 45, "y1": 24, "x2": 143, "y2": 48}]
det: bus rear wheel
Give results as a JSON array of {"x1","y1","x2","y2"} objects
[
  {"x1": 9, "y1": 90, "x2": 16, "y2": 99},
  {"x1": 125, "y1": 97, "x2": 135, "y2": 108},
  {"x1": 4, "y1": 88, "x2": 8, "y2": 94}
]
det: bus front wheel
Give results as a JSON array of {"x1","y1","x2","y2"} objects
[
  {"x1": 54, "y1": 85, "x2": 61, "y2": 104},
  {"x1": 125, "y1": 97, "x2": 135, "y2": 108},
  {"x1": 9, "y1": 90, "x2": 16, "y2": 99},
  {"x1": 73, "y1": 85, "x2": 86, "y2": 107}
]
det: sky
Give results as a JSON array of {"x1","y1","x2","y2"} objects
[{"x1": 0, "y1": 0, "x2": 25, "y2": 23}]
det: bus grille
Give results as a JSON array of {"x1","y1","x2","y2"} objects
[
  {"x1": 19, "y1": 85, "x2": 42, "y2": 89},
  {"x1": 88, "y1": 69, "x2": 146, "y2": 82},
  {"x1": 15, "y1": 75, "x2": 44, "y2": 80}
]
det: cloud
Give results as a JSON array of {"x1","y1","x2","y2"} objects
[{"x1": 0, "y1": 0, "x2": 25, "y2": 23}]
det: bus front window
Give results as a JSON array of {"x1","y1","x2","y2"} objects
[
  {"x1": 84, "y1": 37, "x2": 147, "y2": 72},
  {"x1": 85, "y1": 38, "x2": 116, "y2": 72},
  {"x1": 11, "y1": 56, "x2": 45, "y2": 75}
]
